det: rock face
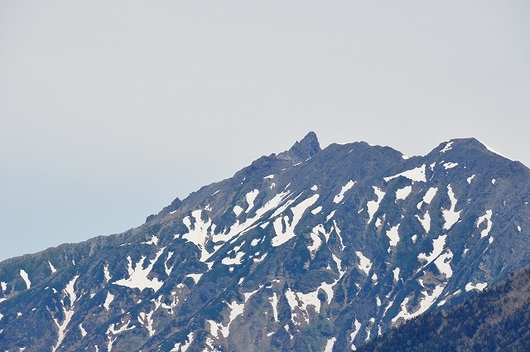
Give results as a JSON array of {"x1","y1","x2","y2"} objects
[{"x1": 1, "y1": 133, "x2": 530, "y2": 351}]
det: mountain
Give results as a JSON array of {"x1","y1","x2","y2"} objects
[
  {"x1": 357, "y1": 263, "x2": 530, "y2": 351},
  {"x1": 1, "y1": 132, "x2": 530, "y2": 351}
]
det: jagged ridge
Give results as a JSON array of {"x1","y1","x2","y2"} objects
[{"x1": 1, "y1": 133, "x2": 530, "y2": 351}]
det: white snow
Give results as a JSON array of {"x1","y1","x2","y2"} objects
[
  {"x1": 51, "y1": 275, "x2": 80, "y2": 352},
  {"x1": 416, "y1": 212, "x2": 431, "y2": 233},
  {"x1": 384, "y1": 164, "x2": 427, "y2": 183},
  {"x1": 440, "y1": 141, "x2": 453, "y2": 153},
  {"x1": 106, "y1": 319, "x2": 136, "y2": 351},
  {"x1": 326, "y1": 210, "x2": 336, "y2": 222},
  {"x1": 233, "y1": 205, "x2": 244, "y2": 216},
  {"x1": 518, "y1": 225, "x2": 522, "y2": 232},
  {"x1": 48, "y1": 261, "x2": 57, "y2": 274},
  {"x1": 443, "y1": 162, "x2": 458, "y2": 169},
  {"x1": 311, "y1": 206, "x2": 322, "y2": 215},
  {"x1": 269, "y1": 292, "x2": 279, "y2": 322},
  {"x1": 393, "y1": 267, "x2": 400, "y2": 282},
  {"x1": 492, "y1": 178, "x2": 496, "y2": 185},
  {"x1": 113, "y1": 248, "x2": 165, "y2": 292},
  {"x1": 164, "y1": 251, "x2": 174, "y2": 276},
  {"x1": 250, "y1": 238, "x2": 261, "y2": 246},
  {"x1": 103, "y1": 292, "x2": 114, "y2": 311},
  {"x1": 272, "y1": 194, "x2": 319, "y2": 247},
  {"x1": 245, "y1": 189, "x2": 260, "y2": 213},
  {"x1": 1, "y1": 282, "x2": 6, "y2": 291},
  {"x1": 171, "y1": 332, "x2": 194, "y2": 352},
  {"x1": 465, "y1": 282, "x2": 488, "y2": 292},
  {"x1": 186, "y1": 273, "x2": 203, "y2": 284},
  {"x1": 424, "y1": 187, "x2": 438, "y2": 204},
  {"x1": 138, "y1": 310, "x2": 156, "y2": 337},
  {"x1": 477, "y1": 210, "x2": 493, "y2": 238},
  {"x1": 143, "y1": 235, "x2": 159, "y2": 246},
  {"x1": 311, "y1": 185, "x2": 318, "y2": 191},
  {"x1": 367, "y1": 187, "x2": 385, "y2": 223},
  {"x1": 411, "y1": 234, "x2": 418, "y2": 244},
  {"x1": 264, "y1": 174, "x2": 275, "y2": 179},
  {"x1": 442, "y1": 185, "x2": 461, "y2": 230},
  {"x1": 350, "y1": 319, "x2": 362, "y2": 350},
  {"x1": 19, "y1": 269, "x2": 31, "y2": 289},
  {"x1": 324, "y1": 337, "x2": 336, "y2": 352},
  {"x1": 79, "y1": 323, "x2": 87, "y2": 337},
  {"x1": 334, "y1": 180, "x2": 356, "y2": 203},
  {"x1": 182, "y1": 210, "x2": 213, "y2": 262},
  {"x1": 392, "y1": 284, "x2": 445, "y2": 324},
  {"x1": 333, "y1": 220, "x2": 346, "y2": 250},
  {"x1": 467, "y1": 175, "x2": 476, "y2": 184},
  {"x1": 104, "y1": 264, "x2": 111, "y2": 282},
  {"x1": 214, "y1": 191, "x2": 291, "y2": 243},
  {"x1": 356, "y1": 251, "x2": 372, "y2": 276},
  {"x1": 285, "y1": 287, "x2": 321, "y2": 325},
  {"x1": 395, "y1": 185, "x2": 412, "y2": 201},
  {"x1": 418, "y1": 235, "x2": 447, "y2": 268},
  {"x1": 386, "y1": 224, "x2": 400, "y2": 248},
  {"x1": 221, "y1": 251, "x2": 245, "y2": 265},
  {"x1": 434, "y1": 249, "x2": 454, "y2": 278},
  {"x1": 307, "y1": 227, "x2": 323, "y2": 258}
]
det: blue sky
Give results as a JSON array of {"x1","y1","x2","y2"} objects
[{"x1": 1, "y1": 1, "x2": 529, "y2": 261}]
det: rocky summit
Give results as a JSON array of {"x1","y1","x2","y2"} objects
[{"x1": 1, "y1": 132, "x2": 530, "y2": 351}]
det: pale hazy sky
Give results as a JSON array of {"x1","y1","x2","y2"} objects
[{"x1": 1, "y1": 1, "x2": 529, "y2": 261}]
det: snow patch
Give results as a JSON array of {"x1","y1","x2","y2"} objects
[
  {"x1": 367, "y1": 187, "x2": 385, "y2": 223},
  {"x1": 334, "y1": 180, "x2": 356, "y2": 203},
  {"x1": 103, "y1": 292, "x2": 115, "y2": 311},
  {"x1": 182, "y1": 210, "x2": 214, "y2": 262},
  {"x1": 324, "y1": 337, "x2": 336, "y2": 352},
  {"x1": 416, "y1": 212, "x2": 431, "y2": 233},
  {"x1": 269, "y1": 293, "x2": 279, "y2": 322},
  {"x1": 311, "y1": 205, "x2": 322, "y2": 215},
  {"x1": 186, "y1": 273, "x2": 203, "y2": 284},
  {"x1": 467, "y1": 175, "x2": 476, "y2": 184},
  {"x1": 465, "y1": 282, "x2": 488, "y2": 292},
  {"x1": 350, "y1": 319, "x2": 362, "y2": 350},
  {"x1": 418, "y1": 235, "x2": 447, "y2": 268},
  {"x1": 113, "y1": 248, "x2": 165, "y2": 292},
  {"x1": 245, "y1": 189, "x2": 260, "y2": 213},
  {"x1": 443, "y1": 162, "x2": 458, "y2": 169},
  {"x1": 171, "y1": 332, "x2": 194, "y2": 352},
  {"x1": 392, "y1": 284, "x2": 445, "y2": 324},
  {"x1": 272, "y1": 194, "x2": 319, "y2": 247},
  {"x1": 384, "y1": 165, "x2": 426, "y2": 183},
  {"x1": 386, "y1": 224, "x2": 400, "y2": 248},
  {"x1": 395, "y1": 186, "x2": 412, "y2": 201},
  {"x1": 221, "y1": 251, "x2": 245, "y2": 265},
  {"x1": 233, "y1": 205, "x2": 244, "y2": 216},
  {"x1": 440, "y1": 141, "x2": 453, "y2": 153},
  {"x1": 285, "y1": 287, "x2": 321, "y2": 325},
  {"x1": 393, "y1": 267, "x2": 400, "y2": 282},
  {"x1": 19, "y1": 269, "x2": 31, "y2": 289},
  {"x1": 442, "y1": 185, "x2": 461, "y2": 230},
  {"x1": 477, "y1": 210, "x2": 493, "y2": 238},
  {"x1": 48, "y1": 261, "x2": 57, "y2": 274},
  {"x1": 356, "y1": 251, "x2": 372, "y2": 276}
]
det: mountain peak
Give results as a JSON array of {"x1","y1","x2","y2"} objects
[
  {"x1": 277, "y1": 131, "x2": 321, "y2": 163},
  {"x1": 435, "y1": 137, "x2": 513, "y2": 161}
]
